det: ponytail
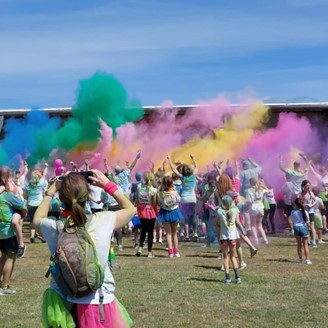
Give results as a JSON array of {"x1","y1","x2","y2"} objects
[
  {"x1": 295, "y1": 198, "x2": 308, "y2": 224},
  {"x1": 71, "y1": 201, "x2": 88, "y2": 226},
  {"x1": 226, "y1": 209, "x2": 234, "y2": 223},
  {"x1": 59, "y1": 173, "x2": 89, "y2": 226}
]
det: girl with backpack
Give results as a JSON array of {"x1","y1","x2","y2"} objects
[{"x1": 34, "y1": 169, "x2": 136, "y2": 328}]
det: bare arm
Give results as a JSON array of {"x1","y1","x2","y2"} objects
[
  {"x1": 213, "y1": 161, "x2": 223, "y2": 177},
  {"x1": 190, "y1": 154, "x2": 198, "y2": 175},
  {"x1": 33, "y1": 181, "x2": 58, "y2": 235},
  {"x1": 42, "y1": 163, "x2": 49, "y2": 179},
  {"x1": 309, "y1": 163, "x2": 322, "y2": 180},
  {"x1": 167, "y1": 155, "x2": 182, "y2": 178},
  {"x1": 247, "y1": 157, "x2": 260, "y2": 169},
  {"x1": 279, "y1": 156, "x2": 288, "y2": 174},
  {"x1": 149, "y1": 161, "x2": 155, "y2": 174},
  {"x1": 23, "y1": 161, "x2": 28, "y2": 176},
  {"x1": 89, "y1": 169, "x2": 136, "y2": 229},
  {"x1": 196, "y1": 175, "x2": 203, "y2": 182},
  {"x1": 85, "y1": 159, "x2": 90, "y2": 171},
  {"x1": 104, "y1": 158, "x2": 110, "y2": 174},
  {"x1": 128, "y1": 150, "x2": 141, "y2": 172},
  {"x1": 235, "y1": 160, "x2": 240, "y2": 178},
  {"x1": 162, "y1": 160, "x2": 166, "y2": 173}
]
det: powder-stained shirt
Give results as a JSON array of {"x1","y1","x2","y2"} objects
[
  {"x1": 116, "y1": 169, "x2": 131, "y2": 195},
  {"x1": 181, "y1": 175, "x2": 197, "y2": 203},
  {"x1": 0, "y1": 191, "x2": 26, "y2": 239},
  {"x1": 24, "y1": 179, "x2": 48, "y2": 206},
  {"x1": 285, "y1": 170, "x2": 307, "y2": 195},
  {"x1": 216, "y1": 207, "x2": 240, "y2": 241},
  {"x1": 158, "y1": 189, "x2": 181, "y2": 211},
  {"x1": 137, "y1": 184, "x2": 157, "y2": 205}
]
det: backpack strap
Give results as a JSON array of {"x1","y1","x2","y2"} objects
[
  {"x1": 56, "y1": 219, "x2": 64, "y2": 234},
  {"x1": 98, "y1": 287, "x2": 105, "y2": 322}
]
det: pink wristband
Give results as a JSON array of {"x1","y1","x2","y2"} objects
[{"x1": 104, "y1": 181, "x2": 118, "y2": 196}]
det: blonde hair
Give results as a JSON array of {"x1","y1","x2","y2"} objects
[{"x1": 143, "y1": 171, "x2": 154, "y2": 186}]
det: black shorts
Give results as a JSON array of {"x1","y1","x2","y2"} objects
[
  {"x1": 26, "y1": 205, "x2": 39, "y2": 222},
  {"x1": 284, "y1": 204, "x2": 293, "y2": 217},
  {"x1": 309, "y1": 213, "x2": 315, "y2": 222},
  {"x1": 0, "y1": 236, "x2": 18, "y2": 255}
]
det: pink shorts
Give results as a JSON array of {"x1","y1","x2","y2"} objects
[{"x1": 77, "y1": 300, "x2": 130, "y2": 328}]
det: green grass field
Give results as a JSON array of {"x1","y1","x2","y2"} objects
[{"x1": 1, "y1": 228, "x2": 327, "y2": 328}]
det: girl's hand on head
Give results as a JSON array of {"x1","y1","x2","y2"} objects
[
  {"x1": 89, "y1": 169, "x2": 110, "y2": 189},
  {"x1": 47, "y1": 177, "x2": 61, "y2": 195}
]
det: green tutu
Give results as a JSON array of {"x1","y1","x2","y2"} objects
[
  {"x1": 115, "y1": 297, "x2": 133, "y2": 327},
  {"x1": 42, "y1": 288, "x2": 75, "y2": 328}
]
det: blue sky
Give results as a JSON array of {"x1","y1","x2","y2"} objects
[{"x1": 0, "y1": 0, "x2": 328, "y2": 109}]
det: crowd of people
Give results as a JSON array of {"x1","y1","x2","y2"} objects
[{"x1": 0, "y1": 149, "x2": 326, "y2": 326}]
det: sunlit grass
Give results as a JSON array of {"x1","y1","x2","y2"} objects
[{"x1": 1, "y1": 227, "x2": 327, "y2": 328}]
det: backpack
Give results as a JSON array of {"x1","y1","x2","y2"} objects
[{"x1": 46, "y1": 217, "x2": 104, "y2": 299}]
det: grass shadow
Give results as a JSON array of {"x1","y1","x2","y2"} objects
[
  {"x1": 187, "y1": 277, "x2": 221, "y2": 283},
  {"x1": 185, "y1": 254, "x2": 219, "y2": 258},
  {"x1": 266, "y1": 258, "x2": 295, "y2": 263},
  {"x1": 194, "y1": 265, "x2": 219, "y2": 270}
]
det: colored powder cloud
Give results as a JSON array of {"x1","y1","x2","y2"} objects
[
  {"x1": 0, "y1": 110, "x2": 61, "y2": 167},
  {"x1": 54, "y1": 72, "x2": 144, "y2": 152}
]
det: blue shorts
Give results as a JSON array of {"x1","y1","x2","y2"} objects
[{"x1": 294, "y1": 225, "x2": 309, "y2": 238}]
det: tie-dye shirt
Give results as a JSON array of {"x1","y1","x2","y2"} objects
[{"x1": 0, "y1": 191, "x2": 27, "y2": 239}]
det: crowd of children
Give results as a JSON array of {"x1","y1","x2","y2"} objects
[{"x1": 1, "y1": 150, "x2": 327, "y2": 297}]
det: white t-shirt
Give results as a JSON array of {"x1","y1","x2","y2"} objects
[
  {"x1": 40, "y1": 211, "x2": 117, "y2": 304},
  {"x1": 89, "y1": 185, "x2": 104, "y2": 210},
  {"x1": 313, "y1": 197, "x2": 324, "y2": 215},
  {"x1": 216, "y1": 207, "x2": 240, "y2": 241},
  {"x1": 281, "y1": 181, "x2": 294, "y2": 206}
]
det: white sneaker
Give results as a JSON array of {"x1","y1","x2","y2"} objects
[
  {"x1": 0, "y1": 287, "x2": 16, "y2": 295},
  {"x1": 318, "y1": 240, "x2": 325, "y2": 244},
  {"x1": 135, "y1": 247, "x2": 142, "y2": 257},
  {"x1": 147, "y1": 252, "x2": 155, "y2": 258},
  {"x1": 158, "y1": 238, "x2": 163, "y2": 244},
  {"x1": 304, "y1": 259, "x2": 312, "y2": 265},
  {"x1": 240, "y1": 262, "x2": 247, "y2": 270},
  {"x1": 118, "y1": 245, "x2": 124, "y2": 251},
  {"x1": 310, "y1": 243, "x2": 317, "y2": 248},
  {"x1": 153, "y1": 239, "x2": 157, "y2": 243},
  {"x1": 174, "y1": 253, "x2": 181, "y2": 258}
]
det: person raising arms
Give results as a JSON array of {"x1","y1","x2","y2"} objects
[{"x1": 34, "y1": 170, "x2": 136, "y2": 328}]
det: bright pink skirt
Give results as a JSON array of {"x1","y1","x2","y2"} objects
[
  {"x1": 77, "y1": 300, "x2": 130, "y2": 328},
  {"x1": 137, "y1": 203, "x2": 157, "y2": 219}
]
